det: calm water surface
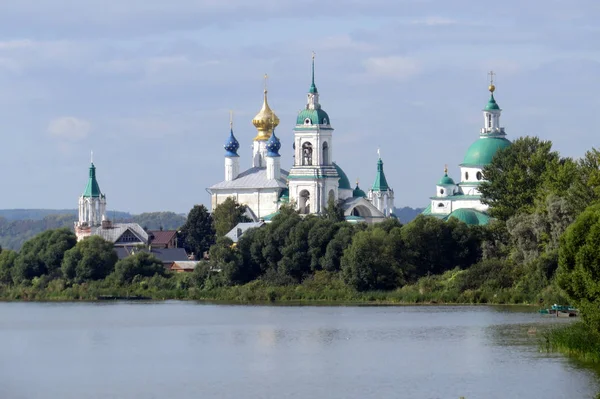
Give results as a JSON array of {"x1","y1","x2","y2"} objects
[{"x1": 0, "y1": 302, "x2": 598, "y2": 399}]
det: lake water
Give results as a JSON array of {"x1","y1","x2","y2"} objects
[{"x1": 0, "y1": 302, "x2": 598, "y2": 399}]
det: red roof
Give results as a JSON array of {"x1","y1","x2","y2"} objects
[{"x1": 149, "y1": 230, "x2": 177, "y2": 245}]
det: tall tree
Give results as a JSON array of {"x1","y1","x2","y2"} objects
[
  {"x1": 324, "y1": 197, "x2": 345, "y2": 222},
  {"x1": 479, "y1": 136, "x2": 560, "y2": 221},
  {"x1": 212, "y1": 197, "x2": 251, "y2": 237},
  {"x1": 557, "y1": 203, "x2": 600, "y2": 332},
  {"x1": 180, "y1": 205, "x2": 215, "y2": 258}
]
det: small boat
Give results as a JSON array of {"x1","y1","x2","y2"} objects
[{"x1": 539, "y1": 304, "x2": 578, "y2": 317}]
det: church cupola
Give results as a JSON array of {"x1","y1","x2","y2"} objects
[
  {"x1": 252, "y1": 74, "x2": 279, "y2": 168},
  {"x1": 368, "y1": 151, "x2": 395, "y2": 217},
  {"x1": 265, "y1": 129, "x2": 281, "y2": 180},
  {"x1": 481, "y1": 71, "x2": 505, "y2": 137},
  {"x1": 224, "y1": 112, "x2": 240, "y2": 181},
  {"x1": 296, "y1": 53, "x2": 331, "y2": 127},
  {"x1": 436, "y1": 165, "x2": 456, "y2": 197}
]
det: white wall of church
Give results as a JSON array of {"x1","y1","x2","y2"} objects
[
  {"x1": 211, "y1": 189, "x2": 281, "y2": 220},
  {"x1": 460, "y1": 167, "x2": 485, "y2": 184}
]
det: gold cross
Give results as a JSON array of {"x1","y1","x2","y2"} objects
[
  {"x1": 488, "y1": 70, "x2": 495, "y2": 85},
  {"x1": 229, "y1": 110, "x2": 233, "y2": 129},
  {"x1": 264, "y1": 74, "x2": 268, "y2": 92}
]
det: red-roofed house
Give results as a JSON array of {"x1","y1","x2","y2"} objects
[{"x1": 148, "y1": 230, "x2": 178, "y2": 249}]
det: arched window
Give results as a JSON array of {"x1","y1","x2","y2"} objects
[
  {"x1": 437, "y1": 202, "x2": 445, "y2": 208},
  {"x1": 328, "y1": 189, "x2": 335, "y2": 203},
  {"x1": 322, "y1": 142, "x2": 329, "y2": 165},
  {"x1": 465, "y1": 171, "x2": 469, "y2": 181},
  {"x1": 302, "y1": 142, "x2": 313, "y2": 166},
  {"x1": 323, "y1": 118, "x2": 328, "y2": 125},
  {"x1": 440, "y1": 188, "x2": 445, "y2": 195},
  {"x1": 476, "y1": 171, "x2": 483, "y2": 180},
  {"x1": 304, "y1": 118, "x2": 311, "y2": 125}
]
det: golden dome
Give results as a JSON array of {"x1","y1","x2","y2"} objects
[
  {"x1": 489, "y1": 84, "x2": 496, "y2": 93},
  {"x1": 252, "y1": 88, "x2": 279, "y2": 141}
]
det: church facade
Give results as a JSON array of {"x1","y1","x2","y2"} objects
[
  {"x1": 421, "y1": 79, "x2": 511, "y2": 225},
  {"x1": 208, "y1": 57, "x2": 395, "y2": 224}
]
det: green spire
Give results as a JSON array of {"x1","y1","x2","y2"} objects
[
  {"x1": 485, "y1": 93, "x2": 500, "y2": 111},
  {"x1": 371, "y1": 157, "x2": 390, "y2": 192},
  {"x1": 82, "y1": 163, "x2": 102, "y2": 198},
  {"x1": 309, "y1": 52, "x2": 318, "y2": 94}
]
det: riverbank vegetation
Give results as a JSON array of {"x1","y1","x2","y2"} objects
[{"x1": 0, "y1": 137, "x2": 599, "y2": 364}]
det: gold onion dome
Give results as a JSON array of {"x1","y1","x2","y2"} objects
[{"x1": 252, "y1": 75, "x2": 279, "y2": 141}]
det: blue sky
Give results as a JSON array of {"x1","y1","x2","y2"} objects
[{"x1": 0, "y1": 0, "x2": 598, "y2": 214}]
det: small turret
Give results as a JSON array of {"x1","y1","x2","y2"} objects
[{"x1": 224, "y1": 112, "x2": 240, "y2": 181}]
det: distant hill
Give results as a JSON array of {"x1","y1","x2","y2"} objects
[
  {"x1": 0, "y1": 210, "x2": 187, "y2": 251},
  {"x1": 394, "y1": 207, "x2": 424, "y2": 224}
]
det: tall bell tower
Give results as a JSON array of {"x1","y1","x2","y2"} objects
[{"x1": 288, "y1": 54, "x2": 339, "y2": 214}]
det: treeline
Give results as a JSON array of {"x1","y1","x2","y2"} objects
[{"x1": 0, "y1": 211, "x2": 187, "y2": 250}]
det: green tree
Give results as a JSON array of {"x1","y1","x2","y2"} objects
[
  {"x1": 209, "y1": 237, "x2": 251, "y2": 285},
  {"x1": 61, "y1": 236, "x2": 118, "y2": 282},
  {"x1": 0, "y1": 250, "x2": 17, "y2": 285},
  {"x1": 557, "y1": 203, "x2": 600, "y2": 332},
  {"x1": 113, "y1": 252, "x2": 166, "y2": 284},
  {"x1": 212, "y1": 197, "x2": 251, "y2": 237},
  {"x1": 12, "y1": 228, "x2": 77, "y2": 282},
  {"x1": 341, "y1": 228, "x2": 404, "y2": 291},
  {"x1": 324, "y1": 197, "x2": 345, "y2": 222},
  {"x1": 322, "y1": 224, "x2": 355, "y2": 272},
  {"x1": 400, "y1": 216, "x2": 481, "y2": 279},
  {"x1": 180, "y1": 205, "x2": 215, "y2": 258},
  {"x1": 479, "y1": 137, "x2": 561, "y2": 221}
]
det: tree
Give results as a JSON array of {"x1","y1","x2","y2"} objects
[
  {"x1": 479, "y1": 137, "x2": 561, "y2": 221},
  {"x1": 341, "y1": 228, "x2": 404, "y2": 291},
  {"x1": 400, "y1": 216, "x2": 478, "y2": 279},
  {"x1": 322, "y1": 224, "x2": 355, "y2": 272},
  {"x1": 180, "y1": 205, "x2": 215, "y2": 258},
  {"x1": 324, "y1": 197, "x2": 345, "y2": 222},
  {"x1": 0, "y1": 250, "x2": 17, "y2": 285},
  {"x1": 557, "y1": 203, "x2": 600, "y2": 332},
  {"x1": 61, "y1": 236, "x2": 118, "y2": 282},
  {"x1": 12, "y1": 228, "x2": 77, "y2": 282},
  {"x1": 209, "y1": 237, "x2": 250, "y2": 285},
  {"x1": 212, "y1": 197, "x2": 251, "y2": 237},
  {"x1": 113, "y1": 252, "x2": 166, "y2": 284}
]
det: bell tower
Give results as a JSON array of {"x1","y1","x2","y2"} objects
[{"x1": 288, "y1": 54, "x2": 339, "y2": 215}]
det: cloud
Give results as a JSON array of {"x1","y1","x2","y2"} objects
[
  {"x1": 363, "y1": 56, "x2": 421, "y2": 81},
  {"x1": 48, "y1": 117, "x2": 91, "y2": 141}
]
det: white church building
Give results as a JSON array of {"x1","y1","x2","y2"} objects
[
  {"x1": 208, "y1": 57, "x2": 395, "y2": 224},
  {"x1": 422, "y1": 77, "x2": 511, "y2": 225}
]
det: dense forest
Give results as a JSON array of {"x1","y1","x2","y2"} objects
[
  {"x1": 0, "y1": 136, "x2": 598, "y2": 363},
  {"x1": 0, "y1": 211, "x2": 187, "y2": 250}
]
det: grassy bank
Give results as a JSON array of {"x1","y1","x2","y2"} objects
[
  {"x1": 0, "y1": 270, "x2": 567, "y2": 305},
  {"x1": 543, "y1": 322, "x2": 600, "y2": 364}
]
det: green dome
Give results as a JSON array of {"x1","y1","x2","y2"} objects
[
  {"x1": 333, "y1": 162, "x2": 352, "y2": 190},
  {"x1": 353, "y1": 184, "x2": 367, "y2": 198},
  {"x1": 438, "y1": 174, "x2": 455, "y2": 185},
  {"x1": 485, "y1": 94, "x2": 500, "y2": 111},
  {"x1": 448, "y1": 208, "x2": 490, "y2": 226},
  {"x1": 296, "y1": 109, "x2": 330, "y2": 126},
  {"x1": 461, "y1": 137, "x2": 511, "y2": 167}
]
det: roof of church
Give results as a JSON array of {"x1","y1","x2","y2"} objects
[
  {"x1": 438, "y1": 173, "x2": 456, "y2": 185},
  {"x1": 461, "y1": 136, "x2": 511, "y2": 167},
  {"x1": 209, "y1": 167, "x2": 289, "y2": 190},
  {"x1": 421, "y1": 205, "x2": 490, "y2": 225},
  {"x1": 353, "y1": 183, "x2": 367, "y2": 198},
  {"x1": 89, "y1": 223, "x2": 148, "y2": 244},
  {"x1": 371, "y1": 158, "x2": 390, "y2": 192},
  {"x1": 114, "y1": 247, "x2": 189, "y2": 262},
  {"x1": 296, "y1": 108, "x2": 330, "y2": 126},
  {"x1": 333, "y1": 163, "x2": 352, "y2": 190},
  {"x1": 485, "y1": 93, "x2": 500, "y2": 111},
  {"x1": 83, "y1": 163, "x2": 103, "y2": 198}
]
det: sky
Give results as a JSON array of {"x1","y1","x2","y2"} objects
[{"x1": 0, "y1": 0, "x2": 598, "y2": 214}]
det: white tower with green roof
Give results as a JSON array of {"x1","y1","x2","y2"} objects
[
  {"x1": 75, "y1": 160, "x2": 107, "y2": 239},
  {"x1": 367, "y1": 153, "x2": 395, "y2": 217},
  {"x1": 288, "y1": 54, "x2": 339, "y2": 214}
]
